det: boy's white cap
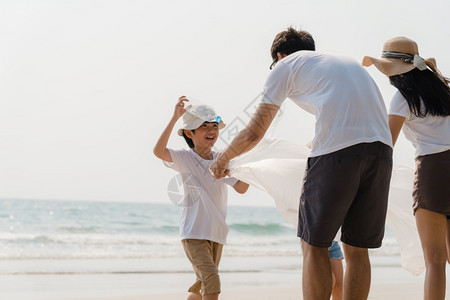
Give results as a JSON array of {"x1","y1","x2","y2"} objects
[{"x1": 177, "y1": 104, "x2": 226, "y2": 136}]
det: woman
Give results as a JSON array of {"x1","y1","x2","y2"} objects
[{"x1": 363, "y1": 36, "x2": 450, "y2": 299}]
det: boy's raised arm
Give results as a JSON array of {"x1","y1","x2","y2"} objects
[{"x1": 153, "y1": 96, "x2": 189, "y2": 163}]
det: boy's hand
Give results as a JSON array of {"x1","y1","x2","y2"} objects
[{"x1": 174, "y1": 96, "x2": 189, "y2": 119}]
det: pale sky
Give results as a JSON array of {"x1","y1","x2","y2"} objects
[{"x1": 1, "y1": 0, "x2": 449, "y2": 206}]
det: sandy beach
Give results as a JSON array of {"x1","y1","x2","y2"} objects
[
  {"x1": 9, "y1": 280, "x2": 435, "y2": 300},
  {"x1": 94, "y1": 283, "x2": 425, "y2": 300},
  {"x1": 0, "y1": 275, "x2": 432, "y2": 300},
  {"x1": 1, "y1": 257, "x2": 445, "y2": 300}
]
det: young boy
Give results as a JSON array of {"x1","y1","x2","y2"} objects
[{"x1": 153, "y1": 96, "x2": 249, "y2": 300}]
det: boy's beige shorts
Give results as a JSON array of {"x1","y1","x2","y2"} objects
[{"x1": 182, "y1": 239, "x2": 223, "y2": 296}]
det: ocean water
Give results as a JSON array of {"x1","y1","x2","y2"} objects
[{"x1": 0, "y1": 199, "x2": 401, "y2": 271}]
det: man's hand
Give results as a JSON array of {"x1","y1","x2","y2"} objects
[
  {"x1": 211, "y1": 103, "x2": 280, "y2": 179},
  {"x1": 211, "y1": 154, "x2": 230, "y2": 179}
]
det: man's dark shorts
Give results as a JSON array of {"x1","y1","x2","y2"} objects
[{"x1": 298, "y1": 142, "x2": 393, "y2": 248}]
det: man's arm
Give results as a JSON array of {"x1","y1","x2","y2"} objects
[{"x1": 211, "y1": 103, "x2": 280, "y2": 178}]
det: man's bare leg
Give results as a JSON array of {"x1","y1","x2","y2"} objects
[
  {"x1": 301, "y1": 240, "x2": 332, "y2": 300},
  {"x1": 342, "y1": 243, "x2": 370, "y2": 300}
]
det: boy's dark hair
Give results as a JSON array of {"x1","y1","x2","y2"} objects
[
  {"x1": 182, "y1": 130, "x2": 195, "y2": 149},
  {"x1": 270, "y1": 27, "x2": 315, "y2": 65},
  {"x1": 389, "y1": 68, "x2": 450, "y2": 117}
]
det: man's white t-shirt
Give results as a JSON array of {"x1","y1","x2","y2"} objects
[
  {"x1": 164, "y1": 148, "x2": 238, "y2": 245},
  {"x1": 389, "y1": 91, "x2": 450, "y2": 157},
  {"x1": 261, "y1": 51, "x2": 392, "y2": 157}
]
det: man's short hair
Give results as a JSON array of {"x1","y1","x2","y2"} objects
[{"x1": 270, "y1": 27, "x2": 315, "y2": 61}]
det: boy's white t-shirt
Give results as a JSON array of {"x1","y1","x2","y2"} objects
[
  {"x1": 261, "y1": 51, "x2": 392, "y2": 157},
  {"x1": 389, "y1": 90, "x2": 450, "y2": 157},
  {"x1": 164, "y1": 148, "x2": 238, "y2": 245}
]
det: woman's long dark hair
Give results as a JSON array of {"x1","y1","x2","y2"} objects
[{"x1": 389, "y1": 68, "x2": 450, "y2": 117}]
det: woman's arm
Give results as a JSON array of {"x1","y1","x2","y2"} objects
[
  {"x1": 388, "y1": 114, "x2": 406, "y2": 146},
  {"x1": 153, "y1": 96, "x2": 188, "y2": 162}
]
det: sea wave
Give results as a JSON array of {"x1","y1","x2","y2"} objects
[
  {"x1": 229, "y1": 222, "x2": 294, "y2": 235},
  {"x1": 0, "y1": 199, "x2": 402, "y2": 260}
]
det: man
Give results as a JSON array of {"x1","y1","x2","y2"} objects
[{"x1": 211, "y1": 27, "x2": 393, "y2": 300}]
